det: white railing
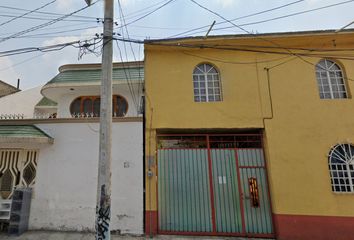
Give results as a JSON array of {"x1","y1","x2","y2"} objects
[
  {"x1": 0, "y1": 112, "x2": 128, "y2": 120},
  {"x1": 0, "y1": 114, "x2": 24, "y2": 119},
  {"x1": 71, "y1": 112, "x2": 99, "y2": 118}
]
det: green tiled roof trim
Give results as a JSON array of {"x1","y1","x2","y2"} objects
[
  {"x1": 36, "y1": 97, "x2": 57, "y2": 107},
  {"x1": 0, "y1": 125, "x2": 53, "y2": 139},
  {"x1": 47, "y1": 67, "x2": 144, "y2": 85}
]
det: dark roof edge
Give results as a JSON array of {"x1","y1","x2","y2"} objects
[
  {"x1": 0, "y1": 80, "x2": 20, "y2": 91},
  {"x1": 144, "y1": 28, "x2": 354, "y2": 44},
  {"x1": 58, "y1": 61, "x2": 144, "y2": 73}
]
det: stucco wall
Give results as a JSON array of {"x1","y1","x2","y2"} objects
[
  {"x1": 29, "y1": 122, "x2": 143, "y2": 234},
  {"x1": 144, "y1": 32, "x2": 354, "y2": 219},
  {"x1": 0, "y1": 86, "x2": 42, "y2": 117}
]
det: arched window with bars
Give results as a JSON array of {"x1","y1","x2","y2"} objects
[
  {"x1": 328, "y1": 143, "x2": 354, "y2": 193},
  {"x1": 70, "y1": 95, "x2": 128, "y2": 117},
  {"x1": 193, "y1": 63, "x2": 222, "y2": 102},
  {"x1": 315, "y1": 59, "x2": 348, "y2": 99}
]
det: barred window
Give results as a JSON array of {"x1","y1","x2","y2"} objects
[
  {"x1": 70, "y1": 95, "x2": 128, "y2": 117},
  {"x1": 316, "y1": 59, "x2": 347, "y2": 99},
  {"x1": 0, "y1": 150, "x2": 38, "y2": 199},
  {"x1": 193, "y1": 63, "x2": 222, "y2": 102},
  {"x1": 328, "y1": 144, "x2": 354, "y2": 193}
]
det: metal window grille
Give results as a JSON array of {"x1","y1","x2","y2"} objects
[
  {"x1": 70, "y1": 95, "x2": 129, "y2": 117},
  {"x1": 316, "y1": 59, "x2": 347, "y2": 99},
  {"x1": 0, "y1": 149, "x2": 38, "y2": 199},
  {"x1": 328, "y1": 144, "x2": 354, "y2": 193},
  {"x1": 193, "y1": 63, "x2": 222, "y2": 102}
]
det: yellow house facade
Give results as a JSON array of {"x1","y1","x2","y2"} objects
[{"x1": 144, "y1": 29, "x2": 354, "y2": 240}]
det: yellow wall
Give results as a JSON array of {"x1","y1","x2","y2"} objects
[{"x1": 144, "y1": 31, "x2": 354, "y2": 217}]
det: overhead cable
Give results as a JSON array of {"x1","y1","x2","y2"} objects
[
  {"x1": 0, "y1": 0, "x2": 56, "y2": 27},
  {"x1": 119, "y1": 0, "x2": 177, "y2": 28},
  {"x1": 0, "y1": 13, "x2": 97, "y2": 23},
  {"x1": 0, "y1": 0, "x2": 100, "y2": 44},
  {"x1": 169, "y1": 0, "x2": 305, "y2": 38},
  {"x1": 170, "y1": 0, "x2": 354, "y2": 38},
  {"x1": 0, "y1": 4, "x2": 99, "y2": 20}
]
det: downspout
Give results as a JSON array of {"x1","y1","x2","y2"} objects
[{"x1": 263, "y1": 67, "x2": 274, "y2": 123}]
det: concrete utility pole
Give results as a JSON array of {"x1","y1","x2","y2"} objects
[{"x1": 95, "y1": 0, "x2": 114, "y2": 239}]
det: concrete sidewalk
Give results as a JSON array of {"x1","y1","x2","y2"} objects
[{"x1": 0, "y1": 231, "x2": 272, "y2": 240}]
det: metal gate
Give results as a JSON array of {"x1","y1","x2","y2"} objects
[{"x1": 157, "y1": 134, "x2": 273, "y2": 237}]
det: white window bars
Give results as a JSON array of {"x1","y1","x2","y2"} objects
[
  {"x1": 193, "y1": 63, "x2": 222, "y2": 102},
  {"x1": 0, "y1": 149, "x2": 38, "y2": 199},
  {"x1": 328, "y1": 143, "x2": 354, "y2": 193},
  {"x1": 316, "y1": 59, "x2": 348, "y2": 99}
]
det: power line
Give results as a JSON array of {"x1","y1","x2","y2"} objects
[
  {"x1": 170, "y1": 0, "x2": 354, "y2": 38},
  {"x1": 0, "y1": 37, "x2": 99, "y2": 57},
  {"x1": 219, "y1": 0, "x2": 354, "y2": 30},
  {"x1": 0, "y1": 53, "x2": 45, "y2": 72},
  {"x1": 0, "y1": 0, "x2": 56, "y2": 28},
  {"x1": 0, "y1": 4, "x2": 99, "y2": 20},
  {"x1": 115, "y1": 40, "x2": 139, "y2": 112},
  {"x1": 169, "y1": 0, "x2": 305, "y2": 38},
  {"x1": 119, "y1": 0, "x2": 172, "y2": 21},
  {"x1": 119, "y1": 0, "x2": 177, "y2": 28},
  {"x1": 181, "y1": 51, "x2": 292, "y2": 65},
  {"x1": 0, "y1": 22, "x2": 94, "y2": 36},
  {"x1": 117, "y1": 0, "x2": 141, "y2": 111},
  {"x1": 0, "y1": 0, "x2": 100, "y2": 44},
  {"x1": 13, "y1": 25, "x2": 101, "y2": 38},
  {"x1": 0, "y1": 13, "x2": 97, "y2": 23}
]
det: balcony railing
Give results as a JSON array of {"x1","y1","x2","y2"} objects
[{"x1": 0, "y1": 112, "x2": 132, "y2": 120}]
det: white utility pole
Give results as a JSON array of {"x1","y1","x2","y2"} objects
[{"x1": 95, "y1": 0, "x2": 114, "y2": 239}]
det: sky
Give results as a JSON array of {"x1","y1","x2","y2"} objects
[{"x1": 0, "y1": 0, "x2": 353, "y2": 89}]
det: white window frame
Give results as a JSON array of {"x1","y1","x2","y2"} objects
[
  {"x1": 328, "y1": 143, "x2": 354, "y2": 193},
  {"x1": 193, "y1": 63, "x2": 222, "y2": 102},
  {"x1": 315, "y1": 59, "x2": 348, "y2": 99}
]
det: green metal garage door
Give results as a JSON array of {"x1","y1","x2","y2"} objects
[{"x1": 157, "y1": 134, "x2": 274, "y2": 237}]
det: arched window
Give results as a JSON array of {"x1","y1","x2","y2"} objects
[
  {"x1": 193, "y1": 63, "x2": 222, "y2": 102},
  {"x1": 315, "y1": 59, "x2": 347, "y2": 99},
  {"x1": 70, "y1": 95, "x2": 128, "y2": 117},
  {"x1": 328, "y1": 143, "x2": 354, "y2": 193}
]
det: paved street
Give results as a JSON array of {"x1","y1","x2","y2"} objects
[{"x1": 0, "y1": 231, "x2": 272, "y2": 240}]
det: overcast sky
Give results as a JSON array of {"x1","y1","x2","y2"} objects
[{"x1": 0, "y1": 0, "x2": 353, "y2": 89}]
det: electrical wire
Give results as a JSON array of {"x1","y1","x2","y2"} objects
[
  {"x1": 117, "y1": 36, "x2": 354, "y2": 58},
  {"x1": 0, "y1": 13, "x2": 97, "y2": 23},
  {"x1": 0, "y1": 53, "x2": 45, "y2": 71},
  {"x1": 0, "y1": 37, "x2": 98, "y2": 57},
  {"x1": 0, "y1": 22, "x2": 95, "y2": 36},
  {"x1": 169, "y1": 0, "x2": 305, "y2": 38},
  {"x1": 115, "y1": 40, "x2": 139, "y2": 112},
  {"x1": 170, "y1": 0, "x2": 354, "y2": 38},
  {"x1": 215, "y1": 0, "x2": 354, "y2": 31},
  {"x1": 118, "y1": 0, "x2": 172, "y2": 21},
  {"x1": 181, "y1": 51, "x2": 292, "y2": 65},
  {"x1": 13, "y1": 25, "x2": 101, "y2": 39},
  {"x1": 0, "y1": 4, "x2": 100, "y2": 20},
  {"x1": 118, "y1": 0, "x2": 177, "y2": 28},
  {"x1": 117, "y1": 0, "x2": 141, "y2": 112},
  {"x1": 0, "y1": 0, "x2": 56, "y2": 27},
  {"x1": 0, "y1": 0, "x2": 101, "y2": 44}
]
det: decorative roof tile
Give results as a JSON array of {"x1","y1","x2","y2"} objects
[
  {"x1": 0, "y1": 125, "x2": 53, "y2": 144},
  {"x1": 46, "y1": 67, "x2": 144, "y2": 85},
  {"x1": 36, "y1": 97, "x2": 57, "y2": 107}
]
